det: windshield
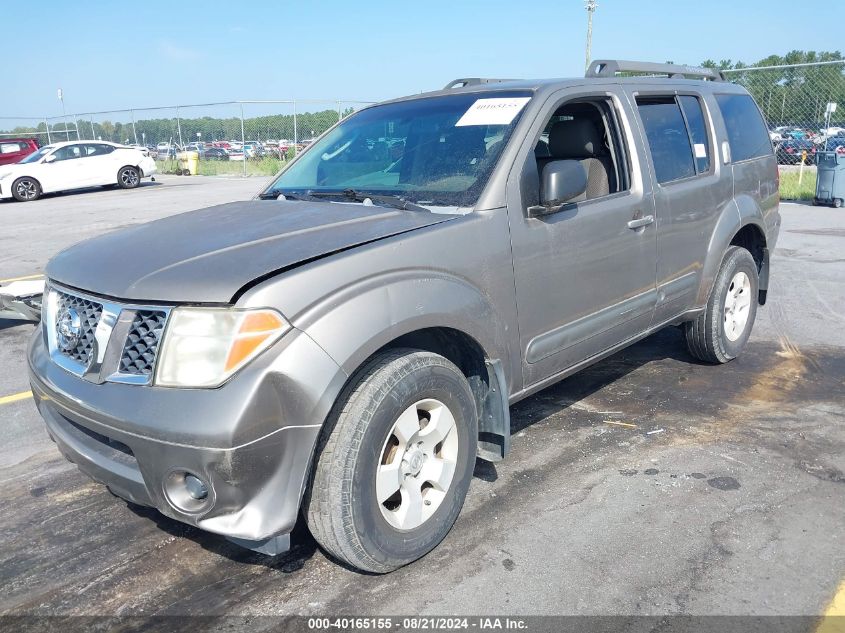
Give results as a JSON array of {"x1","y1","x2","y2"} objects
[
  {"x1": 265, "y1": 91, "x2": 532, "y2": 207},
  {"x1": 19, "y1": 146, "x2": 53, "y2": 164}
]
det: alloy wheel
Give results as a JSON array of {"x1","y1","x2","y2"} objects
[
  {"x1": 724, "y1": 271, "x2": 751, "y2": 341},
  {"x1": 376, "y1": 398, "x2": 459, "y2": 530}
]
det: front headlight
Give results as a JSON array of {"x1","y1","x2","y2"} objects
[{"x1": 155, "y1": 307, "x2": 289, "y2": 388}]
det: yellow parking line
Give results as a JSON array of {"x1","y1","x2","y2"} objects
[
  {"x1": 817, "y1": 579, "x2": 845, "y2": 633},
  {"x1": 0, "y1": 391, "x2": 32, "y2": 405},
  {"x1": 0, "y1": 273, "x2": 43, "y2": 284}
]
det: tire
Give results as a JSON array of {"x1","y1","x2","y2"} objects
[
  {"x1": 117, "y1": 166, "x2": 140, "y2": 189},
  {"x1": 685, "y1": 246, "x2": 759, "y2": 364},
  {"x1": 834, "y1": 198, "x2": 843, "y2": 209},
  {"x1": 11, "y1": 177, "x2": 41, "y2": 202},
  {"x1": 304, "y1": 349, "x2": 478, "y2": 573}
]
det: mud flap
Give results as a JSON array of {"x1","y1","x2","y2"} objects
[
  {"x1": 476, "y1": 359, "x2": 511, "y2": 462},
  {"x1": 758, "y1": 247, "x2": 770, "y2": 305}
]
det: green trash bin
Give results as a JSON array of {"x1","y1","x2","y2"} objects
[{"x1": 814, "y1": 147, "x2": 845, "y2": 208}]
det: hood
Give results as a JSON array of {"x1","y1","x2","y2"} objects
[
  {"x1": 47, "y1": 200, "x2": 458, "y2": 303},
  {"x1": 0, "y1": 162, "x2": 30, "y2": 174}
]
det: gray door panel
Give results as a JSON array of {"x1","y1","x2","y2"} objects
[{"x1": 506, "y1": 88, "x2": 657, "y2": 387}]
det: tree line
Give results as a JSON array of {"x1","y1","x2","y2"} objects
[{"x1": 1, "y1": 107, "x2": 356, "y2": 145}]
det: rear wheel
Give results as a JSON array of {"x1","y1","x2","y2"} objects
[
  {"x1": 304, "y1": 349, "x2": 478, "y2": 573},
  {"x1": 685, "y1": 246, "x2": 759, "y2": 364},
  {"x1": 834, "y1": 198, "x2": 843, "y2": 209},
  {"x1": 117, "y1": 166, "x2": 140, "y2": 189},
  {"x1": 11, "y1": 177, "x2": 41, "y2": 202}
]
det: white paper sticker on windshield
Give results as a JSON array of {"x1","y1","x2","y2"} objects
[
  {"x1": 694, "y1": 143, "x2": 707, "y2": 158},
  {"x1": 455, "y1": 97, "x2": 531, "y2": 127}
]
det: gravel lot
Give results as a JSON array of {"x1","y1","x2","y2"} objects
[{"x1": 0, "y1": 178, "x2": 843, "y2": 619}]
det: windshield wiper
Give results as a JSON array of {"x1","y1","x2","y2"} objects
[
  {"x1": 258, "y1": 189, "x2": 318, "y2": 201},
  {"x1": 307, "y1": 189, "x2": 431, "y2": 213}
]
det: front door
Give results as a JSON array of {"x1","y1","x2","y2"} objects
[
  {"x1": 40, "y1": 144, "x2": 86, "y2": 192},
  {"x1": 506, "y1": 89, "x2": 658, "y2": 387}
]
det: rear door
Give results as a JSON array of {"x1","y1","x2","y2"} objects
[
  {"x1": 627, "y1": 88, "x2": 732, "y2": 324},
  {"x1": 81, "y1": 143, "x2": 119, "y2": 185}
]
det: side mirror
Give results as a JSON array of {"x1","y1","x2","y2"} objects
[
  {"x1": 43, "y1": 154, "x2": 56, "y2": 164},
  {"x1": 528, "y1": 159, "x2": 587, "y2": 217}
]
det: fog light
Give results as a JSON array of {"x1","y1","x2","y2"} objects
[
  {"x1": 163, "y1": 470, "x2": 213, "y2": 514},
  {"x1": 185, "y1": 474, "x2": 208, "y2": 500}
]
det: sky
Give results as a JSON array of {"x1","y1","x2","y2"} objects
[{"x1": 1, "y1": 0, "x2": 841, "y2": 119}]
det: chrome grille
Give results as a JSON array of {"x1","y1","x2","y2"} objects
[
  {"x1": 55, "y1": 291, "x2": 103, "y2": 366},
  {"x1": 119, "y1": 310, "x2": 167, "y2": 376},
  {"x1": 46, "y1": 283, "x2": 171, "y2": 385}
]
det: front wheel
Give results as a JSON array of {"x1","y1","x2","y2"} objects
[
  {"x1": 11, "y1": 177, "x2": 41, "y2": 201},
  {"x1": 117, "y1": 166, "x2": 140, "y2": 189},
  {"x1": 685, "y1": 246, "x2": 759, "y2": 364},
  {"x1": 304, "y1": 349, "x2": 478, "y2": 573}
]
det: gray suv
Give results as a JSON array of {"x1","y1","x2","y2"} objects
[{"x1": 29, "y1": 61, "x2": 780, "y2": 573}]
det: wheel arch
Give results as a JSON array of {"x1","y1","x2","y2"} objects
[
  {"x1": 696, "y1": 198, "x2": 769, "y2": 306},
  {"x1": 11, "y1": 175, "x2": 42, "y2": 200}
]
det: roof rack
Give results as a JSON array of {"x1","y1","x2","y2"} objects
[
  {"x1": 443, "y1": 78, "x2": 518, "y2": 90},
  {"x1": 586, "y1": 60, "x2": 725, "y2": 82}
]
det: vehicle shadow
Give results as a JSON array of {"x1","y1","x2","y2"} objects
[
  {"x1": 0, "y1": 318, "x2": 37, "y2": 332},
  {"x1": 473, "y1": 326, "x2": 702, "y2": 482},
  {"x1": 125, "y1": 501, "x2": 319, "y2": 573},
  {"x1": 0, "y1": 180, "x2": 162, "y2": 204}
]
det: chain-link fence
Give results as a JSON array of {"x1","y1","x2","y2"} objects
[
  {"x1": 722, "y1": 59, "x2": 845, "y2": 198},
  {"x1": 0, "y1": 100, "x2": 372, "y2": 176}
]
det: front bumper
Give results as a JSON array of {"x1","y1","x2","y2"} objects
[{"x1": 28, "y1": 326, "x2": 346, "y2": 547}]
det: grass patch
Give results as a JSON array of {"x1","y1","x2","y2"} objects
[
  {"x1": 779, "y1": 168, "x2": 816, "y2": 201},
  {"x1": 155, "y1": 156, "x2": 286, "y2": 177}
]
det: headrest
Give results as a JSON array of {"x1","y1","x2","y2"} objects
[{"x1": 548, "y1": 119, "x2": 604, "y2": 158}]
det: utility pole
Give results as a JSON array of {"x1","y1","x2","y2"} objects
[
  {"x1": 58, "y1": 88, "x2": 70, "y2": 141},
  {"x1": 585, "y1": 0, "x2": 598, "y2": 73}
]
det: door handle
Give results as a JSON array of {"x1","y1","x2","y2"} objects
[{"x1": 627, "y1": 215, "x2": 654, "y2": 230}]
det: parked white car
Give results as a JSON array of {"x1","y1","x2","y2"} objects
[{"x1": 0, "y1": 141, "x2": 157, "y2": 202}]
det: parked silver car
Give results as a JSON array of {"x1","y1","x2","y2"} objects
[{"x1": 29, "y1": 60, "x2": 779, "y2": 573}]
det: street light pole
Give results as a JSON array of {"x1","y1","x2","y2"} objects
[
  {"x1": 57, "y1": 88, "x2": 70, "y2": 141},
  {"x1": 585, "y1": 0, "x2": 598, "y2": 73}
]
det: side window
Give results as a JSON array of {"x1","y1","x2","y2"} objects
[
  {"x1": 532, "y1": 98, "x2": 629, "y2": 202},
  {"x1": 636, "y1": 95, "x2": 713, "y2": 185},
  {"x1": 53, "y1": 145, "x2": 83, "y2": 161},
  {"x1": 0, "y1": 143, "x2": 24, "y2": 154},
  {"x1": 715, "y1": 94, "x2": 772, "y2": 162},
  {"x1": 83, "y1": 144, "x2": 114, "y2": 156},
  {"x1": 679, "y1": 96, "x2": 711, "y2": 173}
]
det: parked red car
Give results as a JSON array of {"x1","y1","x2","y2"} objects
[{"x1": 0, "y1": 138, "x2": 39, "y2": 166}]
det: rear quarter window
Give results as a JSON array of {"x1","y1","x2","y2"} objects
[{"x1": 715, "y1": 94, "x2": 772, "y2": 162}]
